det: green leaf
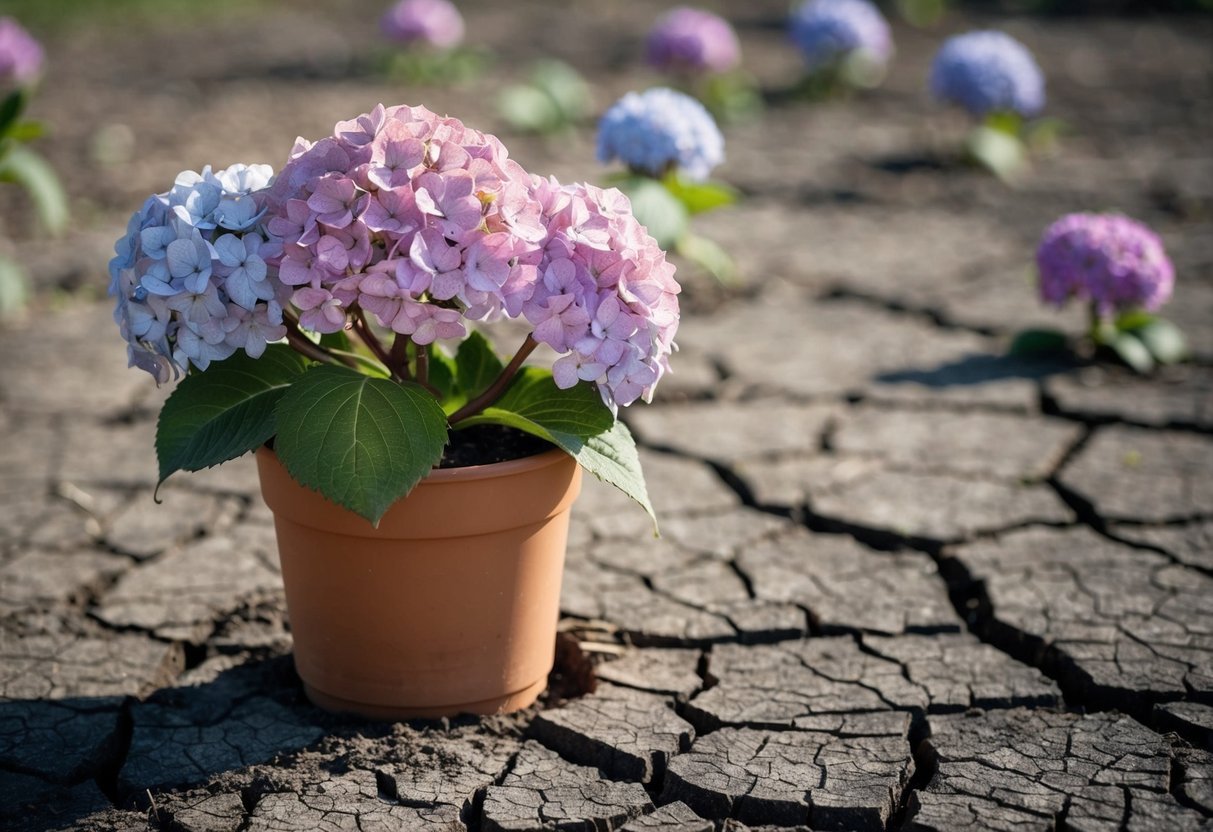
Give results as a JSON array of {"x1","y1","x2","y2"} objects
[
  {"x1": 661, "y1": 174, "x2": 739, "y2": 215},
  {"x1": 454, "y1": 330, "x2": 505, "y2": 400},
  {"x1": 966, "y1": 125, "x2": 1027, "y2": 182},
  {"x1": 156, "y1": 345, "x2": 307, "y2": 486},
  {"x1": 457, "y1": 368, "x2": 656, "y2": 530},
  {"x1": 0, "y1": 254, "x2": 29, "y2": 320},
  {"x1": 676, "y1": 232, "x2": 738, "y2": 285},
  {"x1": 273, "y1": 365, "x2": 449, "y2": 525},
  {"x1": 1137, "y1": 319, "x2": 1188, "y2": 365},
  {"x1": 0, "y1": 90, "x2": 26, "y2": 139},
  {"x1": 7, "y1": 120, "x2": 45, "y2": 142},
  {"x1": 579, "y1": 420, "x2": 656, "y2": 533},
  {"x1": 983, "y1": 111, "x2": 1025, "y2": 138},
  {"x1": 1113, "y1": 310, "x2": 1156, "y2": 332},
  {"x1": 619, "y1": 177, "x2": 689, "y2": 250},
  {"x1": 458, "y1": 367, "x2": 613, "y2": 443},
  {"x1": 499, "y1": 84, "x2": 562, "y2": 134},
  {"x1": 530, "y1": 59, "x2": 589, "y2": 120},
  {"x1": 0, "y1": 144, "x2": 69, "y2": 234},
  {"x1": 1007, "y1": 328, "x2": 1070, "y2": 356},
  {"x1": 1108, "y1": 331, "x2": 1155, "y2": 374},
  {"x1": 318, "y1": 330, "x2": 352, "y2": 351},
  {"x1": 428, "y1": 347, "x2": 458, "y2": 403}
]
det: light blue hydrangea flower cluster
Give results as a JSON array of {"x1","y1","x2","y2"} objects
[
  {"x1": 596, "y1": 87, "x2": 724, "y2": 182},
  {"x1": 930, "y1": 30, "x2": 1045, "y2": 117},
  {"x1": 788, "y1": 0, "x2": 893, "y2": 72},
  {"x1": 108, "y1": 164, "x2": 287, "y2": 382}
]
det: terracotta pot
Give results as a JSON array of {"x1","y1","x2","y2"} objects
[{"x1": 255, "y1": 445, "x2": 581, "y2": 720}]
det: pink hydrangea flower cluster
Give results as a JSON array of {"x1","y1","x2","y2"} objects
[
  {"x1": 528, "y1": 179, "x2": 680, "y2": 412},
  {"x1": 1037, "y1": 213, "x2": 1174, "y2": 318},
  {"x1": 265, "y1": 104, "x2": 547, "y2": 344},
  {"x1": 108, "y1": 164, "x2": 288, "y2": 383}
]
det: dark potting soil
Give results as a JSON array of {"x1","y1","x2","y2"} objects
[{"x1": 438, "y1": 424, "x2": 555, "y2": 469}]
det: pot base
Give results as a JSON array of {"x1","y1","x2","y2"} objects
[{"x1": 302, "y1": 676, "x2": 548, "y2": 720}]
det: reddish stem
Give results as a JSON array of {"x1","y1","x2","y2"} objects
[{"x1": 448, "y1": 334, "x2": 538, "y2": 425}]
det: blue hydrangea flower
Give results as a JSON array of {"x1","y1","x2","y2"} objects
[
  {"x1": 930, "y1": 30, "x2": 1045, "y2": 117},
  {"x1": 596, "y1": 87, "x2": 724, "y2": 182},
  {"x1": 789, "y1": 0, "x2": 892, "y2": 72}
]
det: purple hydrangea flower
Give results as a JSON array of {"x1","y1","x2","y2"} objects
[
  {"x1": 1037, "y1": 213, "x2": 1174, "y2": 317},
  {"x1": 930, "y1": 30, "x2": 1045, "y2": 117},
  {"x1": 597, "y1": 87, "x2": 724, "y2": 182},
  {"x1": 380, "y1": 0, "x2": 464, "y2": 50},
  {"x1": 788, "y1": 0, "x2": 892, "y2": 72},
  {"x1": 646, "y1": 7, "x2": 741, "y2": 76},
  {"x1": 0, "y1": 17, "x2": 43, "y2": 87}
]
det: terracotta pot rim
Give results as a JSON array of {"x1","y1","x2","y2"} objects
[{"x1": 421, "y1": 444, "x2": 572, "y2": 483}]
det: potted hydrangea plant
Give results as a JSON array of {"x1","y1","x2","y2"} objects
[{"x1": 109, "y1": 103, "x2": 679, "y2": 718}]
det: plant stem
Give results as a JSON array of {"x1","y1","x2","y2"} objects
[
  {"x1": 388, "y1": 333, "x2": 412, "y2": 382},
  {"x1": 351, "y1": 307, "x2": 396, "y2": 377},
  {"x1": 289, "y1": 325, "x2": 351, "y2": 366},
  {"x1": 416, "y1": 343, "x2": 430, "y2": 388},
  {"x1": 448, "y1": 333, "x2": 538, "y2": 425}
]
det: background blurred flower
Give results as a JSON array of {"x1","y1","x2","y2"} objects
[
  {"x1": 646, "y1": 7, "x2": 741, "y2": 75},
  {"x1": 789, "y1": 0, "x2": 893, "y2": 74},
  {"x1": 0, "y1": 17, "x2": 42, "y2": 88},
  {"x1": 1037, "y1": 213, "x2": 1174, "y2": 317},
  {"x1": 930, "y1": 30, "x2": 1045, "y2": 117},
  {"x1": 597, "y1": 87, "x2": 724, "y2": 182},
  {"x1": 380, "y1": 0, "x2": 464, "y2": 50}
]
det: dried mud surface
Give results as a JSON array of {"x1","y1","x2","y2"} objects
[{"x1": 1, "y1": 0, "x2": 1211, "y2": 829}]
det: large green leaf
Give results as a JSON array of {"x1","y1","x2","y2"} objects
[
  {"x1": 457, "y1": 368, "x2": 656, "y2": 530},
  {"x1": 578, "y1": 420, "x2": 656, "y2": 532},
  {"x1": 619, "y1": 177, "x2": 689, "y2": 250},
  {"x1": 0, "y1": 144, "x2": 68, "y2": 234},
  {"x1": 273, "y1": 365, "x2": 448, "y2": 525},
  {"x1": 156, "y1": 344, "x2": 307, "y2": 486}
]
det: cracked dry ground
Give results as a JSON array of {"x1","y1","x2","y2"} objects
[{"x1": 3, "y1": 2, "x2": 1213, "y2": 831}]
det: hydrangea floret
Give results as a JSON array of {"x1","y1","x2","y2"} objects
[
  {"x1": 380, "y1": 0, "x2": 464, "y2": 49},
  {"x1": 110, "y1": 104, "x2": 677, "y2": 527},
  {"x1": 596, "y1": 87, "x2": 738, "y2": 284},
  {"x1": 1012, "y1": 213, "x2": 1186, "y2": 372},
  {"x1": 646, "y1": 7, "x2": 740, "y2": 76},
  {"x1": 788, "y1": 0, "x2": 893, "y2": 91}
]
